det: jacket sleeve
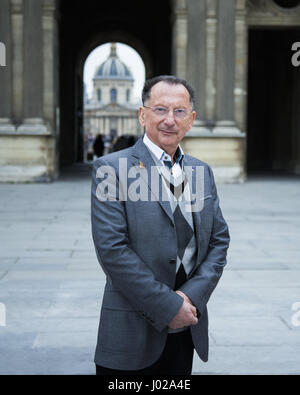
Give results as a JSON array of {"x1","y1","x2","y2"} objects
[
  {"x1": 178, "y1": 164, "x2": 230, "y2": 316},
  {"x1": 91, "y1": 157, "x2": 183, "y2": 332}
]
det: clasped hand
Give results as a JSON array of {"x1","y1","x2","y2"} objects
[{"x1": 168, "y1": 290, "x2": 198, "y2": 330}]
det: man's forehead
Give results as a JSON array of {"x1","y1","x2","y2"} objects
[{"x1": 149, "y1": 81, "x2": 190, "y2": 103}]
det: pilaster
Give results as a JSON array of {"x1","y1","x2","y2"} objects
[
  {"x1": 11, "y1": 0, "x2": 23, "y2": 124},
  {"x1": 171, "y1": 0, "x2": 188, "y2": 80},
  {"x1": 0, "y1": 0, "x2": 14, "y2": 132},
  {"x1": 234, "y1": 0, "x2": 248, "y2": 133},
  {"x1": 205, "y1": 0, "x2": 217, "y2": 123},
  {"x1": 0, "y1": 0, "x2": 59, "y2": 182},
  {"x1": 215, "y1": 0, "x2": 236, "y2": 125},
  {"x1": 187, "y1": 0, "x2": 206, "y2": 121}
]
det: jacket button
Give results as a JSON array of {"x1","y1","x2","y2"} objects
[{"x1": 169, "y1": 259, "x2": 176, "y2": 265}]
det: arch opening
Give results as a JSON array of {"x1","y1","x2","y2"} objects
[
  {"x1": 58, "y1": 0, "x2": 172, "y2": 167},
  {"x1": 83, "y1": 42, "x2": 146, "y2": 161}
]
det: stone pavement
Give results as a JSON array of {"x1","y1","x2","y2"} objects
[{"x1": 0, "y1": 164, "x2": 299, "y2": 375}]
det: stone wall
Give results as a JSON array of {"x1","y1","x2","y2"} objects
[
  {"x1": 1, "y1": 0, "x2": 300, "y2": 182},
  {"x1": 0, "y1": 0, "x2": 59, "y2": 183}
]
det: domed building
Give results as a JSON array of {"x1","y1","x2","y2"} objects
[
  {"x1": 93, "y1": 43, "x2": 134, "y2": 105},
  {"x1": 84, "y1": 43, "x2": 142, "y2": 160}
]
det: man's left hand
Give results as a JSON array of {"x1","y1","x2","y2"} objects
[{"x1": 175, "y1": 290, "x2": 197, "y2": 317}]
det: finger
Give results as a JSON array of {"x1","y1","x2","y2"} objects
[
  {"x1": 187, "y1": 309, "x2": 198, "y2": 323},
  {"x1": 190, "y1": 305, "x2": 197, "y2": 317}
]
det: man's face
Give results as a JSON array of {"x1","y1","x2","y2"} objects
[{"x1": 139, "y1": 81, "x2": 196, "y2": 155}]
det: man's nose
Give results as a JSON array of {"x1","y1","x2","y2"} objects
[{"x1": 164, "y1": 110, "x2": 176, "y2": 124}]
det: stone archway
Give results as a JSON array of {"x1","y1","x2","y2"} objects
[
  {"x1": 6, "y1": 0, "x2": 300, "y2": 182},
  {"x1": 246, "y1": 0, "x2": 300, "y2": 175},
  {"x1": 58, "y1": 0, "x2": 173, "y2": 167},
  {"x1": 247, "y1": 28, "x2": 300, "y2": 173},
  {"x1": 78, "y1": 31, "x2": 154, "y2": 82},
  {"x1": 74, "y1": 33, "x2": 153, "y2": 163}
]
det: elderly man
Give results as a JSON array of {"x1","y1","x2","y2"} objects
[{"x1": 91, "y1": 75, "x2": 230, "y2": 375}]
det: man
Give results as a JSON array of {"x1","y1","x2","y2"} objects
[{"x1": 91, "y1": 75, "x2": 230, "y2": 375}]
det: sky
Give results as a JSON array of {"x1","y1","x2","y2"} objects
[{"x1": 83, "y1": 42, "x2": 146, "y2": 102}]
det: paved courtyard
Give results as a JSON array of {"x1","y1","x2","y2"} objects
[{"x1": 0, "y1": 164, "x2": 299, "y2": 375}]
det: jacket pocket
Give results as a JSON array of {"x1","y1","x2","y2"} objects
[
  {"x1": 102, "y1": 290, "x2": 135, "y2": 311},
  {"x1": 98, "y1": 308, "x2": 150, "y2": 354}
]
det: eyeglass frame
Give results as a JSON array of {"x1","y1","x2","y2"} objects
[{"x1": 143, "y1": 105, "x2": 193, "y2": 119}]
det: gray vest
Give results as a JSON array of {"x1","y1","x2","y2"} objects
[{"x1": 148, "y1": 151, "x2": 198, "y2": 278}]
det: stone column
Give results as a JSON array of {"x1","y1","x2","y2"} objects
[
  {"x1": 0, "y1": 0, "x2": 15, "y2": 132},
  {"x1": 215, "y1": 0, "x2": 236, "y2": 131},
  {"x1": 18, "y1": 0, "x2": 48, "y2": 133},
  {"x1": 101, "y1": 117, "x2": 105, "y2": 135},
  {"x1": 186, "y1": 0, "x2": 206, "y2": 122},
  {"x1": 11, "y1": 0, "x2": 23, "y2": 124},
  {"x1": 100, "y1": 117, "x2": 104, "y2": 135},
  {"x1": 105, "y1": 117, "x2": 109, "y2": 135},
  {"x1": 117, "y1": 117, "x2": 121, "y2": 136},
  {"x1": 98, "y1": 117, "x2": 101, "y2": 136},
  {"x1": 204, "y1": 0, "x2": 217, "y2": 124},
  {"x1": 171, "y1": 0, "x2": 188, "y2": 80},
  {"x1": 234, "y1": 0, "x2": 248, "y2": 133},
  {"x1": 42, "y1": 0, "x2": 58, "y2": 132},
  {"x1": 122, "y1": 118, "x2": 126, "y2": 136},
  {"x1": 121, "y1": 117, "x2": 125, "y2": 136}
]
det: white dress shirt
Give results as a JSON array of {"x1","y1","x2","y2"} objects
[{"x1": 143, "y1": 134, "x2": 184, "y2": 178}]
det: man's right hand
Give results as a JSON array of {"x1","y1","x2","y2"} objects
[{"x1": 168, "y1": 300, "x2": 198, "y2": 330}]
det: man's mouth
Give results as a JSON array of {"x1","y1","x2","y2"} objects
[{"x1": 159, "y1": 129, "x2": 176, "y2": 135}]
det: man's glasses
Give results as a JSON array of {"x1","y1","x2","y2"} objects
[{"x1": 143, "y1": 106, "x2": 191, "y2": 119}]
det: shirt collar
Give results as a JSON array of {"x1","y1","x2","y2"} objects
[{"x1": 143, "y1": 133, "x2": 184, "y2": 166}]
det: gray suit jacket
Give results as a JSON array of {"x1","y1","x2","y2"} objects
[{"x1": 91, "y1": 137, "x2": 230, "y2": 370}]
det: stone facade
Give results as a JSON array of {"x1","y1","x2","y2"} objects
[
  {"x1": 0, "y1": 0, "x2": 300, "y2": 182},
  {"x1": 172, "y1": 0, "x2": 300, "y2": 182},
  {"x1": 0, "y1": 0, "x2": 58, "y2": 182}
]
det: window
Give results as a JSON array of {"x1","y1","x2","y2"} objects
[
  {"x1": 126, "y1": 89, "x2": 130, "y2": 102},
  {"x1": 97, "y1": 88, "x2": 101, "y2": 102},
  {"x1": 111, "y1": 88, "x2": 117, "y2": 103},
  {"x1": 110, "y1": 60, "x2": 118, "y2": 76}
]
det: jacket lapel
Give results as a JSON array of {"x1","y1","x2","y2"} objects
[
  {"x1": 130, "y1": 138, "x2": 174, "y2": 225},
  {"x1": 183, "y1": 156, "x2": 202, "y2": 258},
  {"x1": 130, "y1": 138, "x2": 203, "y2": 273}
]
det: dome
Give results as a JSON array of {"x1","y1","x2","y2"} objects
[{"x1": 94, "y1": 43, "x2": 134, "y2": 81}]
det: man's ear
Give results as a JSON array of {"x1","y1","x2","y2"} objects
[
  {"x1": 139, "y1": 107, "x2": 145, "y2": 127},
  {"x1": 184, "y1": 111, "x2": 196, "y2": 130},
  {"x1": 189, "y1": 111, "x2": 196, "y2": 129}
]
